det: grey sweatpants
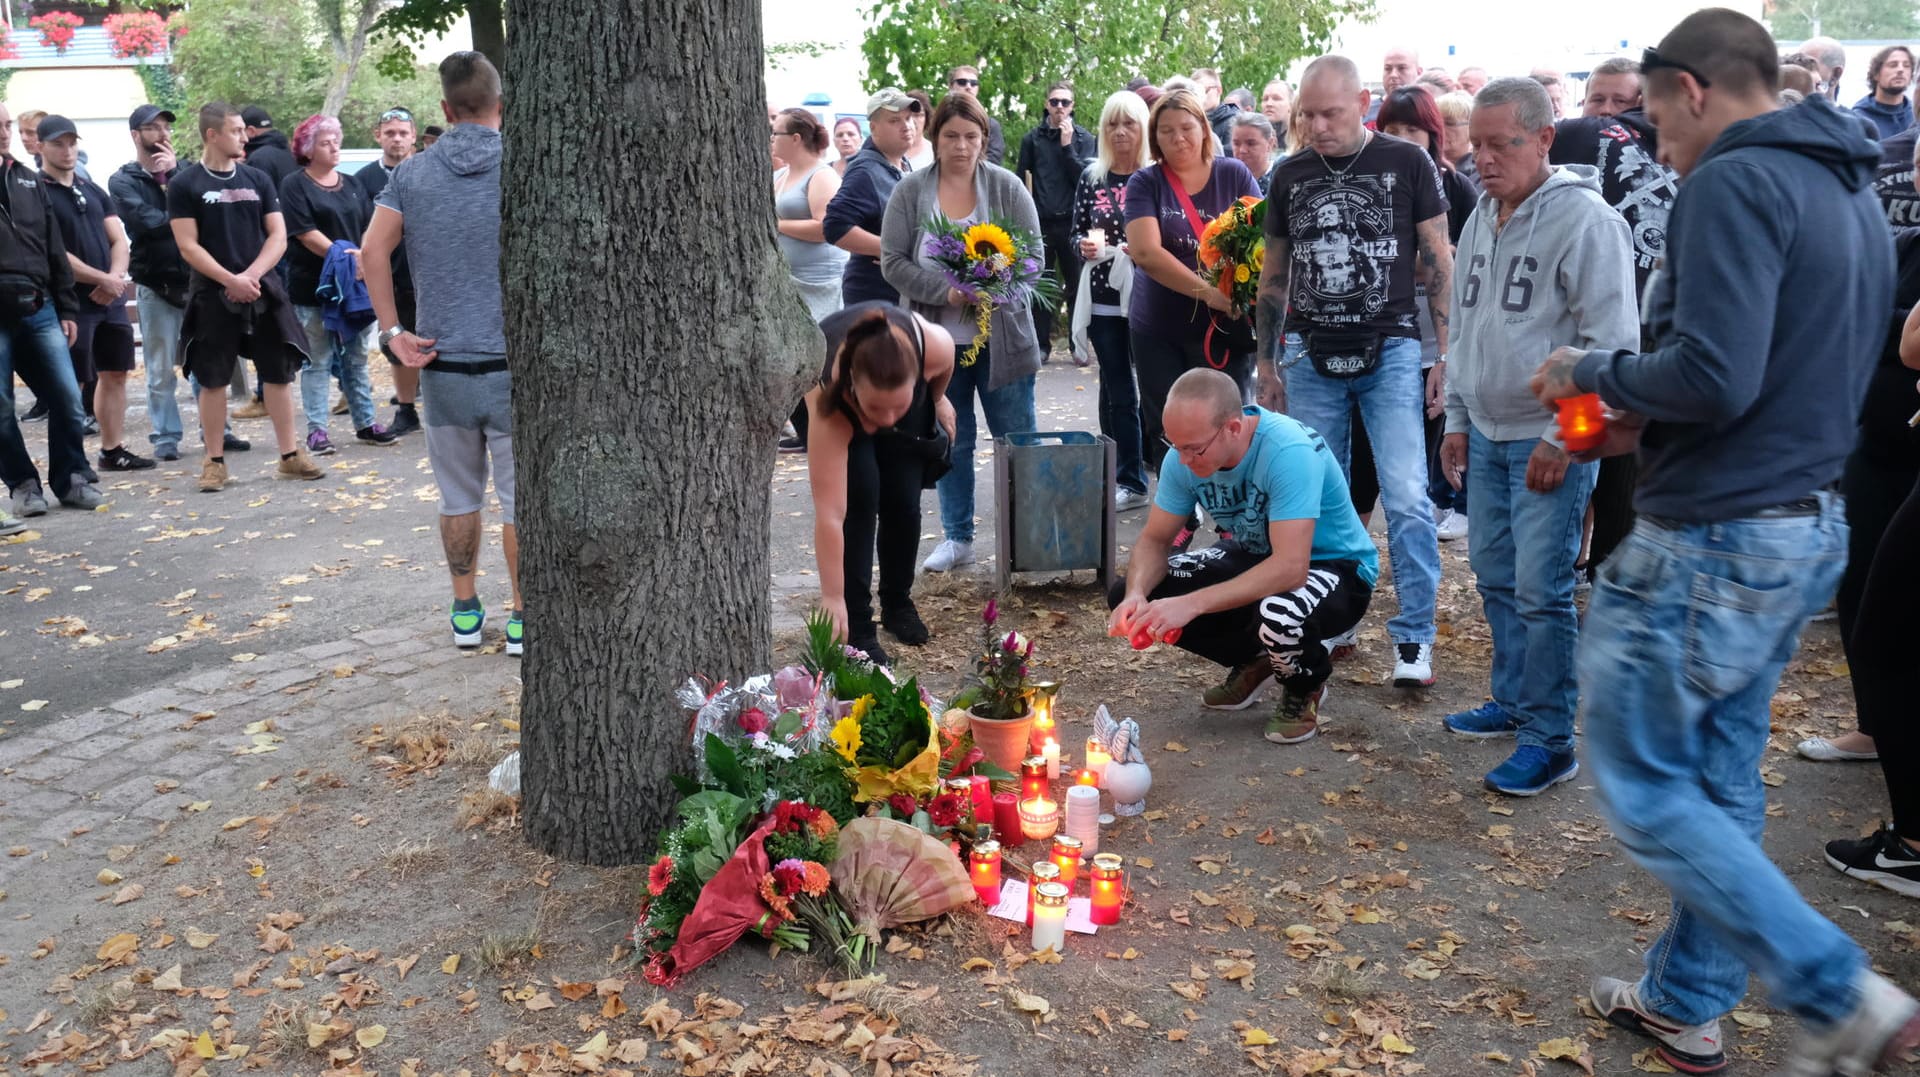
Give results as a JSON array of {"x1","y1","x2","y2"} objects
[{"x1": 421, "y1": 358, "x2": 514, "y2": 525}]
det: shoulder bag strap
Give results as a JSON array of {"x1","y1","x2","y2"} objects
[{"x1": 1163, "y1": 166, "x2": 1232, "y2": 370}]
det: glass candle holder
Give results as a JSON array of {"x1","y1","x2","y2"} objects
[
  {"x1": 1020, "y1": 755, "x2": 1049, "y2": 804},
  {"x1": 1050, "y1": 835, "x2": 1084, "y2": 889},
  {"x1": 1032, "y1": 881, "x2": 1070, "y2": 953},
  {"x1": 1089, "y1": 853, "x2": 1124, "y2": 925},
  {"x1": 969, "y1": 840, "x2": 1003, "y2": 905},
  {"x1": 1084, "y1": 736, "x2": 1112, "y2": 787},
  {"x1": 968, "y1": 774, "x2": 994, "y2": 828},
  {"x1": 1027, "y1": 861, "x2": 1060, "y2": 926},
  {"x1": 1019, "y1": 795, "x2": 1060, "y2": 843},
  {"x1": 1555, "y1": 392, "x2": 1607, "y2": 453}
]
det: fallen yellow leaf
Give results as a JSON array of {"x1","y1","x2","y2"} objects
[
  {"x1": 441, "y1": 954, "x2": 460, "y2": 974},
  {"x1": 193, "y1": 1031, "x2": 217, "y2": 1059},
  {"x1": 1381, "y1": 1032, "x2": 1416, "y2": 1054},
  {"x1": 1243, "y1": 1028, "x2": 1276, "y2": 1046},
  {"x1": 354, "y1": 1025, "x2": 387, "y2": 1048}
]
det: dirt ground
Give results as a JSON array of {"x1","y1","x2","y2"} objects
[{"x1": 3, "y1": 540, "x2": 1913, "y2": 1077}]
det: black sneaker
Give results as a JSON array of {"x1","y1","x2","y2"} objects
[
  {"x1": 223, "y1": 433, "x2": 252, "y2": 453},
  {"x1": 847, "y1": 633, "x2": 891, "y2": 667},
  {"x1": 778, "y1": 435, "x2": 806, "y2": 454},
  {"x1": 21, "y1": 400, "x2": 48, "y2": 423},
  {"x1": 99, "y1": 445, "x2": 156, "y2": 471},
  {"x1": 356, "y1": 424, "x2": 400, "y2": 446},
  {"x1": 386, "y1": 407, "x2": 421, "y2": 437},
  {"x1": 881, "y1": 603, "x2": 930, "y2": 646},
  {"x1": 81, "y1": 415, "x2": 100, "y2": 436},
  {"x1": 1826, "y1": 826, "x2": 1920, "y2": 898}
]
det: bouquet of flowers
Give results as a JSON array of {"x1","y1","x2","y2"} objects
[
  {"x1": 921, "y1": 216, "x2": 1063, "y2": 366},
  {"x1": 760, "y1": 800, "x2": 868, "y2": 971},
  {"x1": 829, "y1": 672, "x2": 941, "y2": 803},
  {"x1": 1196, "y1": 196, "x2": 1267, "y2": 313}
]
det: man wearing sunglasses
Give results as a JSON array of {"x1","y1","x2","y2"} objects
[
  {"x1": 1528, "y1": 10, "x2": 1915, "y2": 1075},
  {"x1": 1016, "y1": 81, "x2": 1094, "y2": 361},
  {"x1": 945, "y1": 66, "x2": 1005, "y2": 165},
  {"x1": 1107, "y1": 368, "x2": 1376, "y2": 745},
  {"x1": 354, "y1": 106, "x2": 422, "y2": 438}
]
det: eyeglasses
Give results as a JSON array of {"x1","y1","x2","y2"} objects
[
  {"x1": 951, "y1": 78, "x2": 979, "y2": 88},
  {"x1": 1048, "y1": 98, "x2": 1074, "y2": 108},
  {"x1": 1641, "y1": 46, "x2": 1711, "y2": 88},
  {"x1": 1162, "y1": 425, "x2": 1226, "y2": 461},
  {"x1": 379, "y1": 108, "x2": 413, "y2": 123},
  {"x1": 770, "y1": 129, "x2": 794, "y2": 138}
]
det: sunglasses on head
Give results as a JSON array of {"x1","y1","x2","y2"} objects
[
  {"x1": 951, "y1": 78, "x2": 979, "y2": 87},
  {"x1": 1048, "y1": 98, "x2": 1073, "y2": 108},
  {"x1": 380, "y1": 107, "x2": 413, "y2": 123},
  {"x1": 1641, "y1": 46, "x2": 1712, "y2": 88}
]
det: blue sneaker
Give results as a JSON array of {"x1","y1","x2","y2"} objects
[
  {"x1": 451, "y1": 602, "x2": 485, "y2": 648},
  {"x1": 1484, "y1": 745, "x2": 1579, "y2": 797},
  {"x1": 505, "y1": 611, "x2": 524, "y2": 657},
  {"x1": 1443, "y1": 701, "x2": 1520, "y2": 738}
]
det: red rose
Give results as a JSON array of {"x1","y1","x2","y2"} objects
[
  {"x1": 737, "y1": 707, "x2": 769, "y2": 736},
  {"x1": 928, "y1": 793, "x2": 966, "y2": 829},
  {"x1": 888, "y1": 794, "x2": 919, "y2": 819}
]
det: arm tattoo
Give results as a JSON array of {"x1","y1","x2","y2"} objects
[
  {"x1": 1414, "y1": 215, "x2": 1454, "y2": 353},
  {"x1": 1256, "y1": 238, "x2": 1293, "y2": 368}
]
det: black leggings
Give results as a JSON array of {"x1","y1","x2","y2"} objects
[
  {"x1": 1587, "y1": 453, "x2": 1639, "y2": 573},
  {"x1": 843, "y1": 431, "x2": 923, "y2": 636},
  {"x1": 1106, "y1": 544, "x2": 1372, "y2": 692},
  {"x1": 1853, "y1": 472, "x2": 1920, "y2": 832},
  {"x1": 1837, "y1": 449, "x2": 1919, "y2": 738},
  {"x1": 1132, "y1": 329, "x2": 1251, "y2": 474}
]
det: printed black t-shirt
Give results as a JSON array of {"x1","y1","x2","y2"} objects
[
  {"x1": 1265, "y1": 132, "x2": 1446, "y2": 338},
  {"x1": 1550, "y1": 112, "x2": 1677, "y2": 299},
  {"x1": 279, "y1": 170, "x2": 372, "y2": 305},
  {"x1": 42, "y1": 172, "x2": 125, "y2": 318},
  {"x1": 166, "y1": 161, "x2": 279, "y2": 284}
]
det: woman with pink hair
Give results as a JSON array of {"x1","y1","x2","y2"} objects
[{"x1": 281, "y1": 114, "x2": 396, "y2": 454}]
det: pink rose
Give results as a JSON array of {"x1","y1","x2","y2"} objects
[{"x1": 737, "y1": 707, "x2": 769, "y2": 736}]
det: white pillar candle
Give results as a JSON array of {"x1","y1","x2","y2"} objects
[
  {"x1": 1042, "y1": 738, "x2": 1061, "y2": 780},
  {"x1": 1031, "y1": 881, "x2": 1069, "y2": 953},
  {"x1": 1064, "y1": 784, "x2": 1101, "y2": 856}
]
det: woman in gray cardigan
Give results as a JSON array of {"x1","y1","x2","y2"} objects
[{"x1": 881, "y1": 94, "x2": 1044, "y2": 574}]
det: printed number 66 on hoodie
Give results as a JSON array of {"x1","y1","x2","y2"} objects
[{"x1": 1459, "y1": 253, "x2": 1538, "y2": 313}]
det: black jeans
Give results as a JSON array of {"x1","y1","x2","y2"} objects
[
  {"x1": 1838, "y1": 448, "x2": 1920, "y2": 736},
  {"x1": 1132, "y1": 328, "x2": 1251, "y2": 474},
  {"x1": 1107, "y1": 544, "x2": 1372, "y2": 692},
  {"x1": 1587, "y1": 453, "x2": 1639, "y2": 572},
  {"x1": 1032, "y1": 219, "x2": 1081, "y2": 351},
  {"x1": 1853, "y1": 472, "x2": 1920, "y2": 831},
  {"x1": 843, "y1": 429, "x2": 924, "y2": 638},
  {"x1": 1088, "y1": 315, "x2": 1148, "y2": 494}
]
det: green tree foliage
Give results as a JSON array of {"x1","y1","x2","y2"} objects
[
  {"x1": 860, "y1": 0, "x2": 1369, "y2": 134},
  {"x1": 372, "y1": 0, "x2": 505, "y2": 76},
  {"x1": 1773, "y1": 0, "x2": 1919, "y2": 44}
]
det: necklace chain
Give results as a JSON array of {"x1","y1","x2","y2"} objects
[{"x1": 1318, "y1": 130, "x2": 1371, "y2": 182}]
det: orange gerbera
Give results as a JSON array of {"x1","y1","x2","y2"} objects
[{"x1": 800, "y1": 861, "x2": 832, "y2": 897}]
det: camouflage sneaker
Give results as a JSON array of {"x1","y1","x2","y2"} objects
[
  {"x1": 1202, "y1": 660, "x2": 1273, "y2": 711},
  {"x1": 1265, "y1": 683, "x2": 1328, "y2": 744}
]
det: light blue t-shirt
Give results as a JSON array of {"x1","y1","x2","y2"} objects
[{"x1": 1155, "y1": 407, "x2": 1380, "y2": 586}]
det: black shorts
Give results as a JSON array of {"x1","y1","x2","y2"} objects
[
  {"x1": 381, "y1": 289, "x2": 417, "y2": 364},
  {"x1": 179, "y1": 277, "x2": 309, "y2": 388},
  {"x1": 71, "y1": 313, "x2": 136, "y2": 377}
]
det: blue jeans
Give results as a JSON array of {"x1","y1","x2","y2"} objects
[
  {"x1": 0, "y1": 304, "x2": 95, "y2": 499},
  {"x1": 296, "y1": 306, "x2": 375, "y2": 433},
  {"x1": 1468, "y1": 428, "x2": 1594, "y2": 754},
  {"x1": 936, "y1": 344, "x2": 1036, "y2": 544},
  {"x1": 1088, "y1": 315, "x2": 1147, "y2": 495},
  {"x1": 1283, "y1": 333, "x2": 1438, "y2": 644},
  {"x1": 1579, "y1": 493, "x2": 1863, "y2": 1026},
  {"x1": 137, "y1": 286, "x2": 185, "y2": 452}
]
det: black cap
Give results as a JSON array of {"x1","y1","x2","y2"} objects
[
  {"x1": 129, "y1": 104, "x2": 175, "y2": 130},
  {"x1": 240, "y1": 106, "x2": 272, "y2": 129},
  {"x1": 35, "y1": 115, "x2": 78, "y2": 143}
]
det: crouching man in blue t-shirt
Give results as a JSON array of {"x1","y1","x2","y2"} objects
[{"x1": 1107, "y1": 369, "x2": 1381, "y2": 743}]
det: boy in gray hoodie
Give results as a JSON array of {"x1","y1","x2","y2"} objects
[{"x1": 1436, "y1": 77, "x2": 1637, "y2": 797}]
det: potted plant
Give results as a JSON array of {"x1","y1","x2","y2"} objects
[{"x1": 957, "y1": 600, "x2": 1038, "y2": 772}]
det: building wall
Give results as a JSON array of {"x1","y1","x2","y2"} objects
[{"x1": 5, "y1": 67, "x2": 149, "y2": 178}]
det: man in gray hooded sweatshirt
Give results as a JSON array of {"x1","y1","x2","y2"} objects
[{"x1": 1435, "y1": 76, "x2": 1637, "y2": 799}]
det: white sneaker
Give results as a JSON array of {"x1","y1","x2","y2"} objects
[
  {"x1": 1778, "y1": 970, "x2": 1920, "y2": 1077},
  {"x1": 1114, "y1": 488, "x2": 1150, "y2": 511},
  {"x1": 1797, "y1": 736, "x2": 1880, "y2": 762},
  {"x1": 922, "y1": 539, "x2": 975, "y2": 573},
  {"x1": 1436, "y1": 508, "x2": 1469, "y2": 542},
  {"x1": 1391, "y1": 642, "x2": 1435, "y2": 687},
  {"x1": 1324, "y1": 627, "x2": 1358, "y2": 660}
]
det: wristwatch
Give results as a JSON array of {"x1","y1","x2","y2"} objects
[{"x1": 378, "y1": 325, "x2": 407, "y2": 348}]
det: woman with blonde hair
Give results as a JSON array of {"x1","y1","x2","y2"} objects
[
  {"x1": 1436, "y1": 90, "x2": 1476, "y2": 182},
  {"x1": 1072, "y1": 90, "x2": 1151, "y2": 509}
]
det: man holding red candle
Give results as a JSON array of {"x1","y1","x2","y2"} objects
[
  {"x1": 1436, "y1": 76, "x2": 1638, "y2": 798},
  {"x1": 1529, "y1": 11, "x2": 1915, "y2": 1074}
]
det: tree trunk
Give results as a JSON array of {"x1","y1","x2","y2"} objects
[
  {"x1": 506, "y1": 0, "x2": 820, "y2": 865},
  {"x1": 321, "y1": 0, "x2": 385, "y2": 118},
  {"x1": 470, "y1": 0, "x2": 506, "y2": 71}
]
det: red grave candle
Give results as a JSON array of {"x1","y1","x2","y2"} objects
[
  {"x1": 1019, "y1": 755, "x2": 1049, "y2": 805},
  {"x1": 968, "y1": 774, "x2": 994, "y2": 827},
  {"x1": 1050, "y1": 835, "x2": 1084, "y2": 889},
  {"x1": 1555, "y1": 393, "x2": 1607, "y2": 453},
  {"x1": 992, "y1": 792, "x2": 1022, "y2": 846},
  {"x1": 969, "y1": 840, "x2": 1003, "y2": 905},
  {"x1": 1089, "y1": 853, "x2": 1125, "y2": 925},
  {"x1": 1027, "y1": 861, "x2": 1060, "y2": 927}
]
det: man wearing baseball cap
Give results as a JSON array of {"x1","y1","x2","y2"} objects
[
  {"x1": 239, "y1": 106, "x2": 297, "y2": 184},
  {"x1": 822, "y1": 88, "x2": 919, "y2": 306}
]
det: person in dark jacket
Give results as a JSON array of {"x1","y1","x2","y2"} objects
[
  {"x1": 240, "y1": 106, "x2": 299, "y2": 184},
  {"x1": 1016, "y1": 80, "x2": 1096, "y2": 361},
  {"x1": 822, "y1": 88, "x2": 918, "y2": 306},
  {"x1": 0, "y1": 104, "x2": 104, "y2": 517},
  {"x1": 1529, "y1": 12, "x2": 1918, "y2": 1074},
  {"x1": 110, "y1": 105, "x2": 196, "y2": 461},
  {"x1": 1854, "y1": 45, "x2": 1916, "y2": 140}
]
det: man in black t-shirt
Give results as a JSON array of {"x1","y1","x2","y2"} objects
[
  {"x1": 38, "y1": 116, "x2": 152, "y2": 474},
  {"x1": 353, "y1": 106, "x2": 421, "y2": 436},
  {"x1": 1255, "y1": 54, "x2": 1454, "y2": 690},
  {"x1": 168, "y1": 102, "x2": 322, "y2": 493}
]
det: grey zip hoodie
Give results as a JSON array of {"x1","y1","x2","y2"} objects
[{"x1": 1444, "y1": 165, "x2": 1638, "y2": 445}]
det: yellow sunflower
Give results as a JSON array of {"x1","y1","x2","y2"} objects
[
  {"x1": 961, "y1": 223, "x2": 1016, "y2": 262},
  {"x1": 831, "y1": 696, "x2": 872, "y2": 762}
]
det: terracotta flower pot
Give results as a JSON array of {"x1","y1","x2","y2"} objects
[{"x1": 968, "y1": 706, "x2": 1035, "y2": 774}]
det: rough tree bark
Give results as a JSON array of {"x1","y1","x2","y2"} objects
[
  {"x1": 319, "y1": 0, "x2": 388, "y2": 118},
  {"x1": 506, "y1": 0, "x2": 820, "y2": 865}
]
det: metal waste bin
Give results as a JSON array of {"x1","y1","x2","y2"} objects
[{"x1": 992, "y1": 431, "x2": 1116, "y2": 592}]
